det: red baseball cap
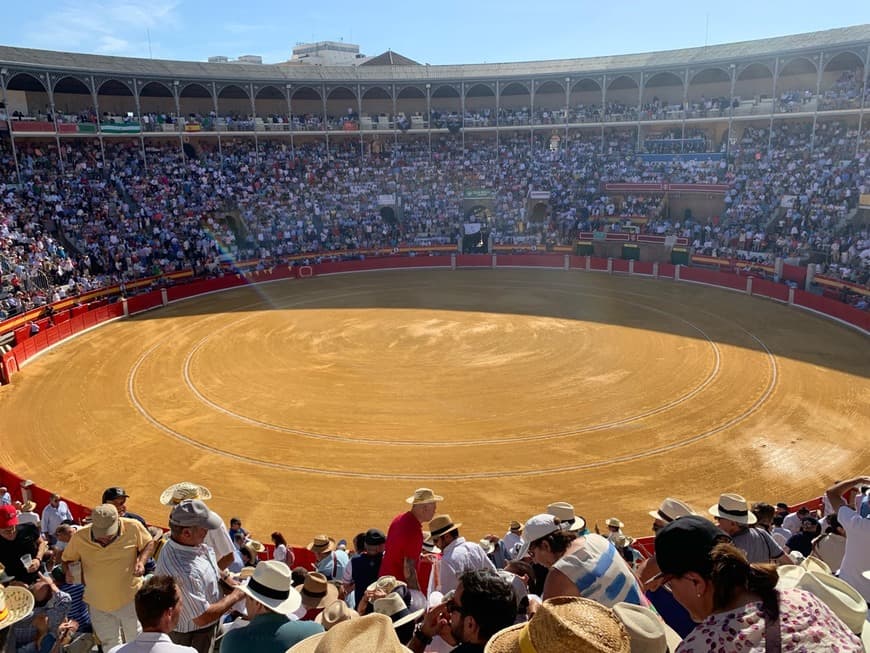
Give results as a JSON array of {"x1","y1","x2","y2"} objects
[{"x1": 0, "y1": 504, "x2": 18, "y2": 528}]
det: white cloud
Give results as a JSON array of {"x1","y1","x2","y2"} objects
[{"x1": 24, "y1": 0, "x2": 179, "y2": 57}]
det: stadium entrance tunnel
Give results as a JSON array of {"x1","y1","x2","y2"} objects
[
  {"x1": 528, "y1": 201, "x2": 549, "y2": 223},
  {"x1": 183, "y1": 142, "x2": 198, "y2": 160}
]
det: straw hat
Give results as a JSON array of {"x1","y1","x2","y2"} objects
[
  {"x1": 0, "y1": 563, "x2": 14, "y2": 584},
  {"x1": 0, "y1": 585, "x2": 35, "y2": 631},
  {"x1": 428, "y1": 515, "x2": 461, "y2": 539},
  {"x1": 509, "y1": 520, "x2": 523, "y2": 534},
  {"x1": 613, "y1": 534, "x2": 636, "y2": 549},
  {"x1": 287, "y1": 613, "x2": 412, "y2": 653},
  {"x1": 479, "y1": 538, "x2": 496, "y2": 555},
  {"x1": 366, "y1": 576, "x2": 407, "y2": 595},
  {"x1": 316, "y1": 599, "x2": 359, "y2": 630},
  {"x1": 800, "y1": 556, "x2": 831, "y2": 574},
  {"x1": 296, "y1": 572, "x2": 339, "y2": 610},
  {"x1": 20, "y1": 500, "x2": 36, "y2": 513},
  {"x1": 605, "y1": 517, "x2": 624, "y2": 529},
  {"x1": 484, "y1": 596, "x2": 630, "y2": 653},
  {"x1": 613, "y1": 602, "x2": 682, "y2": 653},
  {"x1": 648, "y1": 497, "x2": 697, "y2": 523},
  {"x1": 421, "y1": 533, "x2": 441, "y2": 554},
  {"x1": 159, "y1": 481, "x2": 212, "y2": 506},
  {"x1": 238, "y1": 560, "x2": 301, "y2": 615},
  {"x1": 307, "y1": 535, "x2": 336, "y2": 554},
  {"x1": 373, "y1": 592, "x2": 424, "y2": 628},
  {"x1": 708, "y1": 493, "x2": 757, "y2": 525},
  {"x1": 776, "y1": 565, "x2": 870, "y2": 646},
  {"x1": 546, "y1": 502, "x2": 586, "y2": 531},
  {"x1": 405, "y1": 488, "x2": 443, "y2": 505}
]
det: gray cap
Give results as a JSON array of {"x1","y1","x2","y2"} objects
[{"x1": 169, "y1": 499, "x2": 223, "y2": 530}]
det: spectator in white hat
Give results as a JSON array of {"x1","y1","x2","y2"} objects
[
  {"x1": 516, "y1": 513, "x2": 644, "y2": 607},
  {"x1": 219, "y1": 560, "x2": 322, "y2": 653},
  {"x1": 381, "y1": 488, "x2": 443, "y2": 591},
  {"x1": 154, "y1": 500, "x2": 245, "y2": 653},
  {"x1": 160, "y1": 482, "x2": 235, "y2": 571},
  {"x1": 709, "y1": 493, "x2": 793, "y2": 565}
]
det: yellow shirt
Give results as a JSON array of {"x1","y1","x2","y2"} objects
[{"x1": 62, "y1": 517, "x2": 151, "y2": 611}]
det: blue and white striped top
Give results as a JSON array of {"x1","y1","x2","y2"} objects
[{"x1": 552, "y1": 533, "x2": 646, "y2": 607}]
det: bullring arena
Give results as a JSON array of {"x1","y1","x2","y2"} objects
[
  {"x1": 2, "y1": 263, "x2": 868, "y2": 543},
  {"x1": 2, "y1": 22, "x2": 870, "y2": 551}
]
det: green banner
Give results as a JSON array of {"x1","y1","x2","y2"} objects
[
  {"x1": 77, "y1": 124, "x2": 97, "y2": 134},
  {"x1": 100, "y1": 123, "x2": 141, "y2": 134},
  {"x1": 463, "y1": 189, "x2": 496, "y2": 200}
]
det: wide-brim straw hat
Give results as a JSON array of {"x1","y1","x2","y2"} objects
[
  {"x1": 613, "y1": 602, "x2": 682, "y2": 653},
  {"x1": 605, "y1": 517, "x2": 624, "y2": 529},
  {"x1": 479, "y1": 538, "x2": 496, "y2": 555},
  {"x1": 159, "y1": 481, "x2": 212, "y2": 506},
  {"x1": 0, "y1": 585, "x2": 35, "y2": 631},
  {"x1": 316, "y1": 599, "x2": 359, "y2": 630},
  {"x1": 405, "y1": 488, "x2": 443, "y2": 505},
  {"x1": 296, "y1": 572, "x2": 339, "y2": 609},
  {"x1": 708, "y1": 493, "x2": 757, "y2": 525},
  {"x1": 287, "y1": 613, "x2": 412, "y2": 653},
  {"x1": 238, "y1": 560, "x2": 301, "y2": 615},
  {"x1": 20, "y1": 500, "x2": 36, "y2": 513},
  {"x1": 307, "y1": 535, "x2": 336, "y2": 554},
  {"x1": 546, "y1": 501, "x2": 586, "y2": 531},
  {"x1": 777, "y1": 565, "x2": 870, "y2": 647},
  {"x1": 428, "y1": 514, "x2": 461, "y2": 538},
  {"x1": 366, "y1": 575, "x2": 407, "y2": 595},
  {"x1": 648, "y1": 497, "x2": 697, "y2": 523},
  {"x1": 484, "y1": 596, "x2": 631, "y2": 653},
  {"x1": 373, "y1": 592, "x2": 425, "y2": 629}
]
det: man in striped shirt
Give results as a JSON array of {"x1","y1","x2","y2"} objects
[{"x1": 154, "y1": 500, "x2": 244, "y2": 653}]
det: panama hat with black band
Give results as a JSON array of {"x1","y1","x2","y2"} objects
[{"x1": 708, "y1": 493, "x2": 757, "y2": 525}]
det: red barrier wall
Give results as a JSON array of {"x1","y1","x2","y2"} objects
[
  {"x1": 781, "y1": 263, "x2": 808, "y2": 286},
  {"x1": 590, "y1": 257, "x2": 609, "y2": 271},
  {"x1": 680, "y1": 267, "x2": 747, "y2": 291},
  {"x1": 634, "y1": 261, "x2": 654, "y2": 275},
  {"x1": 126, "y1": 290, "x2": 164, "y2": 314},
  {"x1": 794, "y1": 290, "x2": 870, "y2": 332},
  {"x1": 456, "y1": 254, "x2": 492, "y2": 267},
  {"x1": 751, "y1": 278, "x2": 790, "y2": 302},
  {"x1": 496, "y1": 254, "x2": 563, "y2": 268},
  {"x1": 612, "y1": 259, "x2": 630, "y2": 273}
]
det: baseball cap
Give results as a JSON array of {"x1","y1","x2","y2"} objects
[
  {"x1": 169, "y1": 499, "x2": 222, "y2": 530},
  {"x1": 654, "y1": 515, "x2": 730, "y2": 579},
  {"x1": 101, "y1": 487, "x2": 129, "y2": 502},
  {"x1": 0, "y1": 505, "x2": 18, "y2": 529},
  {"x1": 91, "y1": 504, "x2": 120, "y2": 539},
  {"x1": 516, "y1": 513, "x2": 565, "y2": 559},
  {"x1": 364, "y1": 528, "x2": 386, "y2": 546}
]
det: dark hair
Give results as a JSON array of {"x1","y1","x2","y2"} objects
[
  {"x1": 135, "y1": 575, "x2": 179, "y2": 628},
  {"x1": 772, "y1": 514, "x2": 784, "y2": 527},
  {"x1": 533, "y1": 529, "x2": 576, "y2": 556},
  {"x1": 825, "y1": 514, "x2": 842, "y2": 533},
  {"x1": 271, "y1": 531, "x2": 287, "y2": 547},
  {"x1": 504, "y1": 560, "x2": 536, "y2": 587},
  {"x1": 291, "y1": 567, "x2": 308, "y2": 587},
  {"x1": 708, "y1": 543, "x2": 779, "y2": 620},
  {"x1": 353, "y1": 531, "x2": 366, "y2": 553},
  {"x1": 457, "y1": 570, "x2": 517, "y2": 641},
  {"x1": 751, "y1": 502, "x2": 775, "y2": 523}
]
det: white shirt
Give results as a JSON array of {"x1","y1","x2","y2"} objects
[
  {"x1": 108, "y1": 632, "x2": 197, "y2": 653},
  {"x1": 17, "y1": 511, "x2": 40, "y2": 526},
  {"x1": 502, "y1": 531, "x2": 522, "y2": 559},
  {"x1": 438, "y1": 536, "x2": 496, "y2": 594},
  {"x1": 782, "y1": 512, "x2": 806, "y2": 535},
  {"x1": 204, "y1": 511, "x2": 234, "y2": 564},
  {"x1": 836, "y1": 505, "x2": 870, "y2": 602},
  {"x1": 42, "y1": 500, "x2": 75, "y2": 537}
]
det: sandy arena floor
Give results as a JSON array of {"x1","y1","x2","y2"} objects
[{"x1": 1, "y1": 269, "x2": 868, "y2": 545}]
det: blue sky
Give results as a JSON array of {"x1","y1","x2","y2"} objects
[{"x1": 1, "y1": 1, "x2": 868, "y2": 65}]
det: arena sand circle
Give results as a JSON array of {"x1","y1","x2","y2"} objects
[{"x1": 1, "y1": 269, "x2": 868, "y2": 543}]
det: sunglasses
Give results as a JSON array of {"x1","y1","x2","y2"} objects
[{"x1": 446, "y1": 598, "x2": 469, "y2": 616}]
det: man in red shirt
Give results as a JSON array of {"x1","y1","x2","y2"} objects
[{"x1": 380, "y1": 488, "x2": 442, "y2": 591}]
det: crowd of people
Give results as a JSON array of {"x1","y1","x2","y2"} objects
[
  {"x1": 1, "y1": 115, "x2": 868, "y2": 322},
  {"x1": 0, "y1": 477, "x2": 868, "y2": 652}
]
